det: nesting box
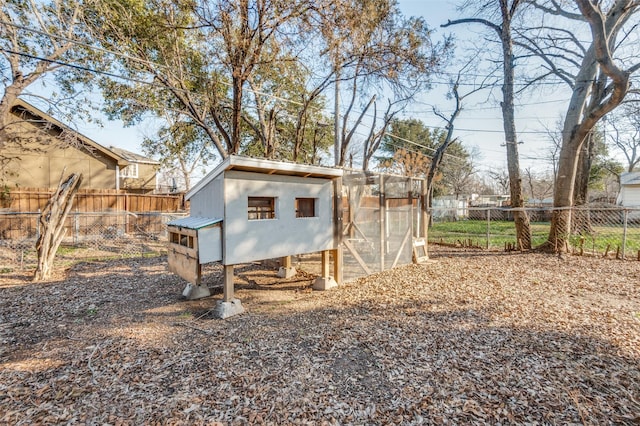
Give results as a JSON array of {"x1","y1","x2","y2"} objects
[{"x1": 167, "y1": 217, "x2": 222, "y2": 284}]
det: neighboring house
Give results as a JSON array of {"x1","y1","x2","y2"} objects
[
  {"x1": 432, "y1": 196, "x2": 468, "y2": 220},
  {"x1": 470, "y1": 194, "x2": 511, "y2": 207},
  {"x1": 108, "y1": 146, "x2": 160, "y2": 193},
  {"x1": 617, "y1": 172, "x2": 640, "y2": 207},
  {"x1": 2, "y1": 99, "x2": 158, "y2": 193}
]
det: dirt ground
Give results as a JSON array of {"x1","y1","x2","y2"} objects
[{"x1": 1, "y1": 246, "x2": 639, "y2": 425}]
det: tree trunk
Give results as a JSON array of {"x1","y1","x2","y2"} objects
[
  {"x1": 572, "y1": 131, "x2": 594, "y2": 235},
  {"x1": 231, "y1": 75, "x2": 243, "y2": 154},
  {"x1": 33, "y1": 172, "x2": 83, "y2": 281},
  {"x1": 573, "y1": 131, "x2": 593, "y2": 206},
  {"x1": 546, "y1": 0, "x2": 635, "y2": 252},
  {"x1": 499, "y1": 0, "x2": 531, "y2": 250}
]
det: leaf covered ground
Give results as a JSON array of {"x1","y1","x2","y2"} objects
[{"x1": 1, "y1": 247, "x2": 639, "y2": 425}]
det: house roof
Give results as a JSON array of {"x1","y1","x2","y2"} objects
[
  {"x1": 620, "y1": 172, "x2": 640, "y2": 186},
  {"x1": 109, "y1": 146, "x2": 160, "y2": 165},
  {"x1": 186, "y1": 155, "x2": 343, "y2": 200},
  {"x1": 10, "y1": 99, "x2": 130, "y2": 167}
]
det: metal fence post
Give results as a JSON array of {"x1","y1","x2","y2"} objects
[
  {"x1": 486, "y1": 208, "x2": 491, "y2": 249},
  {"x1": 74, "y1": 209, "x2": 79, "y2": 245},
  {"x1": 622, "y1": 209, "x2": 628, "y2": 260},
  {"x1": 36, "y1": 209, "x2": 41, "y2": 241}
]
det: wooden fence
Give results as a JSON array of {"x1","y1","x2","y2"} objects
[{"x1": 1, "y1": 188, "x2": 186, "y2": 213}]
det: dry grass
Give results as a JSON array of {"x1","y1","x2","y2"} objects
[{"x1": 1, "y1": 247, "x2": 639, "y2": 425}]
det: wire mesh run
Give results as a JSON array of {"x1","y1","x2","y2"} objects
[
  {"x1": 0, "y1": 211, "x2": 188, "y2": 271},
  {"x1": 341, "y1": 171, "x2": 424, "y2": 282}
]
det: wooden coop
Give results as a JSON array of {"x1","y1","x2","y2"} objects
[{"x1": 167, "y1": 155, "x2": 344, "y2": 318}]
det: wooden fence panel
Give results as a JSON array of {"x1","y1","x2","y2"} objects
[{"x1": 3, "y1": 188, "x2": 185, "y2": 213}]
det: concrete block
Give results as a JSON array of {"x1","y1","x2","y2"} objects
[
  {"x1": 182, "y1": 283, "x2": 211, "y2": 300},
  {"x1": 213, "y1": 298, "x2": 245, "y2": 319},
  {"x1": 312, "y1": 276, "x2": 338, "y2": 291},
  {"x1": 277, "y1": 266, "x2": 297, "y2": 279}
]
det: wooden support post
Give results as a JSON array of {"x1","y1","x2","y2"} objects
[
  {"x1": 277, "y1": 255, "x2": 296, "y2": 278},
  {"x1": 333, "y1": 176, "x2": 343, "y2": 285},
  {"x1": 420, "y1": 178, "x2": 428, "y2": 239},
  {"x1": 223, "y1": 265, "x2": 234, "y2": 302},
  {"x1": 379, "y1": 175, "x2": 385, "y2": 272},
  {"x1": 409, "y1": 178, "x2": 414, "y2": 239},
  {"x1": 333, "y1": 176, "x2": 344, "y2": 245},
  {"x1": 321, "y1": 250, "x2": 330, "y2": 278},
  {"x1": 332, "y1": 247, "x2": 342, "y2": 285},
  {"x1": 313, "y1": 249, "x2": 339, "y2": 290}
]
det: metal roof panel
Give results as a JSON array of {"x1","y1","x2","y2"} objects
[{"x1": 167, "y1": 216, "x2": 223, "y2": 230}]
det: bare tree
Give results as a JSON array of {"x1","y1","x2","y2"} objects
[
  {"x1": 0, "y1": 0, "x2": 97, "y2": 148},
  {"x1": 320, "y1": 0, "x2": 448, "y2": 167},
  {"x1": 605, "y1": 103, "x2": 640, "y2": 172},
  {"x1": 443, "y1": 0, "x2": 532, "y2": 250},
  {"x1": 362, "y1": 99, "x2": 400, "y2": 171},
  {"x1": 142, "y1": 113, "x2": 216, "y2": 192},
  {"x1": 523, "y1": 167, "x2": 554, "y2": 204},
  {"x1": 524, "y1": 0, "x2": 640, "y2": 251},
  {"x1": 487, "y1": 169, "x2": 511, "y2": 194},
  {"x1": 427, "y1": 61, "x2": 495, "y2": 210}
]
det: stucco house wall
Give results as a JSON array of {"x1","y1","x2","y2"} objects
[{"x1": 3, "y1": 100, "x2": 157, "y2": 193}]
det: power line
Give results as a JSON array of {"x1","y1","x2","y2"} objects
[{"x1": 0, "y1": 47, "x2": 157, "y2": 88}]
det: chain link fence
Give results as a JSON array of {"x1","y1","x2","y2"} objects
[
  {"x1": 0, "y1": 211, "x2": 188, "y2": 272},
  {"x1": 429, "y1": 205, "x2": 640, "y2": 260},
  {"x1": 4, "y1": 204, "x2": 638, "y2": 275}
]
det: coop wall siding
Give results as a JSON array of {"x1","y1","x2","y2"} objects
[
  {"x1": 189, "y1": 175, "x2": 225, "y2": 219},
  {"x1": 223, "y1": 170, "x2": 334, "y2": 264}
]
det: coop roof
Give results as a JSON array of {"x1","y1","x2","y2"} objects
[
  {"x1": 186, "y1": 155, "x2": 343, "y2": 200},
  {"x1": 167, "y1": 216, "x2": 222, "y2": 230}
]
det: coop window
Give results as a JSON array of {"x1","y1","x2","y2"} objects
[
  {"x1": 248, "y1": 197, "x2": 276, "y2": 220},
  {"x1": 296, "y1": 198, "x2": 316, "y2": 218},
  {"x1": 170, "y1": 231, "x2": 194, "y2": 248}
]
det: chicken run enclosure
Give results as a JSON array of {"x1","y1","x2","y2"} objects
[{"x1": 341, "y1": 170, "x2": 425, "y2": 282}]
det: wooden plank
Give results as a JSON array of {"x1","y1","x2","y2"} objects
[
  {"x1": 281, "y1": 255, "x2": 292, "y2": 269},
  {"x1": 333, "y1": 177, "x2": 343, "y2": 249},
  {"x1": 412, "y1": 238, "x2": 429, "y2": 263},
  {"x1": 321, "y1": 251, "x2": 330, "y2": 277},
  {"x1": 168, "y1": 247, "x2": 201, "y2": 285},
  {"x1": 343, "y1": 239, "x2": 372, "y2": 275},
  {"x1": 332, "y1": 248, "x2": 342, "y2": 285},
  {"x1": 391, "y1": 227, "x2": 412, "y2": 269},
  {"x1": 169, "y1": 241, "x2": 198, "y2": 257},
  {"x1": 223, "y1": 265, "x2": 234, "y2": 302}
]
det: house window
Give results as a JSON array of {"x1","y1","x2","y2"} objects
[
  {"x1": 296, "y1": 198, "x2": 316, "y2": 218},
  {"x1": 120, "y1": 163, "x2": 138, "y2": 178},
  {"x1": 248, "y1": 197, "x2": 276, "y2": 220}
]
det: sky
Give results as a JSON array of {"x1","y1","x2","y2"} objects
[{"x1": 71, "y1": 0, "x2": 576, "y2": 180}]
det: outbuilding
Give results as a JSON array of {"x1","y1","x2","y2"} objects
[{"x1": 167, "y1": 155, "x2": 343, "y2": 318}]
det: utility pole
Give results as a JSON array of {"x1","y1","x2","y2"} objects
[{"x1": 334, "y1": 70, "x2": 340, "y2": 166}]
